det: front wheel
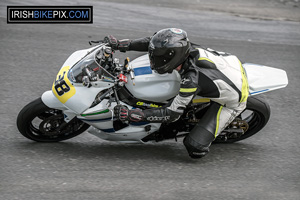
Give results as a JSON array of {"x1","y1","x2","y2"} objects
[{"x1": 17, "y1": 98, "x2": 90, "y2": 142}]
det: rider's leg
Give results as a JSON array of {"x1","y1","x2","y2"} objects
[{"x1": 183, "y1": 101, "x2": 246, "y2": 158}]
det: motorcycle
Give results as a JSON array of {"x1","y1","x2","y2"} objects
[{"x1": 17, "y1": 42, "x2": 288, "y2": 145}]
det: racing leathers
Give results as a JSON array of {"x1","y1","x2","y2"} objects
[{"x1": 114, "y1": 37, "x2": 249, "y2": 158}]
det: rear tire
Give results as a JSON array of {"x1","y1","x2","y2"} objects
[
  {"x1": 17, "y1": 98, "x2": 90, "y2": 142},
  {"x1": 214, "y1": 96, "x2": 270, "y2": 143}
]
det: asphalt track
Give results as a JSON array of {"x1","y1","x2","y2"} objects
[{"x1": 1, "y1": 0, "x2": 300, "y2": 199}]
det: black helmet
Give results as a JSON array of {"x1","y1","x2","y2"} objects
[{"x1": 148, "y1": 28, "x2": 190, "y2": 74}]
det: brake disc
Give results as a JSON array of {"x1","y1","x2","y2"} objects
[
  {"x1": 230, "y1": 118, "x2": 249, "y2": 133},
  {"x1": 39, "y1": 114, "x2": 65, "y2": 136}
]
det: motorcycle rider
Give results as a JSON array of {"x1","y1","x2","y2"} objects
[{"x1": 104, "y1": 28, "x2": 249, "y2": 158}]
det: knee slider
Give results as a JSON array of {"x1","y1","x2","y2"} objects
[{"x1": 183, "y1": 136, "x2": 209, "y2": 159}]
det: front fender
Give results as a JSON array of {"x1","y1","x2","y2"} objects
[{"x1": 41, "y1": 90, "x2": 67, "y2": 110}]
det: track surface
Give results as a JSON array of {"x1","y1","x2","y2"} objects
[{"x1": 0, "y1": 0, "x2": 300, "y2": 199}]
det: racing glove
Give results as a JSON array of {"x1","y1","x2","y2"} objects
[
  {"x1": 114, "y1": 105, "x2": 145, "y2": 122},
  {"x1": 103, "y1": 35, "x2": 131, "y2": 52}
]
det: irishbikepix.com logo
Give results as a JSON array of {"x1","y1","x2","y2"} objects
[{"x1": 7, "y1": 6, "x2": 93, "y2": 23}]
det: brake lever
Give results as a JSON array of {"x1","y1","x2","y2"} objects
[{"x1": 88, "y1": 40, "x2": 105, "y2": 45}]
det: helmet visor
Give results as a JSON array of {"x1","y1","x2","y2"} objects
[{"x1": 149, "y1": 48, "x2": 175, "y2": 72}]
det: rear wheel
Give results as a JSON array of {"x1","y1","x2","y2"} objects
[
  {"x1": 214, "y1": 96, "x2": 270, "y2": 143},
  {"x1": 17, "y1": 98, "x2": 90, "y2": 142}
]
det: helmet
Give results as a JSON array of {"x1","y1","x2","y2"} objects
[{"x1": 148, "y1": 28, "x2": 190, "y2": 74}]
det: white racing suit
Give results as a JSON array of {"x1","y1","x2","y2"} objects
[
  {"x1": 178, "y1": 48, "x2": 249, "y2": 158},
  {"x1": 124, "y1": 39, "x2": 249, "y2": 158}
]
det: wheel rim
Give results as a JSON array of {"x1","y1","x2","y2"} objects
[
  {"x1": 27, "y1": 108, "x2": 87, "y2": 141},
  {"x1": 215, "y1": 108, "x2": 264, "y2": 143},
  {"x1": 241, "y1": 108, "x2": 263, "y2": 133}
]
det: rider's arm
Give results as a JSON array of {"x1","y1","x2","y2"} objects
[
  {"x1": 116, "y1": 71, "x2": 199, "y2": 123},
  {"x1": 118, "y1": 37, "x2": 150, "y2": 52},
  {"x1": 142, "y1": 71, "x2": 199, "y2": 123},
  {"x1": 104, "y1": 35, "x2": 150, "y2": 52},
  {"x1": 142, "y1": 94, "x2": 194, "y2": 123},
  {"x1": 127, "y1": 37, "x2": 151, "y2": 52}
]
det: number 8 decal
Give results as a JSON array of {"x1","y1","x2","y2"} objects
[
  {"x1": 54, "y1": 80, "x2": 70, "y2": 96},
  {"x1": 54, "y1": 71, "x2": 70, "y2": 96},
  {"x1": 52, "y1": 66, "x2": 76, "y2": 104}
]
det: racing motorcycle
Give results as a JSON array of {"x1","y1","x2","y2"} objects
[{"x1": 17, "y1": 42, "x2": 288, "y2": 144}]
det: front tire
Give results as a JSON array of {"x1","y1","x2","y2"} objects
[{"x1": 17, "y1": 98, "x2": 90, "y2": 142}]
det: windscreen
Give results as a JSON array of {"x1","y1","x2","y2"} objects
[{"x1": 68, "y1": 47, "x2": 115, "y2": 83}]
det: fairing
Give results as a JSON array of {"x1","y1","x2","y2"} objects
[{"x1": 243, "y1": 63, "x2": 288, "y2": 95}]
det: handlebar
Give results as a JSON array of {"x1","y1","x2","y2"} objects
[{"x1": 81, "y1": 43, "x2": 136, "y2": 87}]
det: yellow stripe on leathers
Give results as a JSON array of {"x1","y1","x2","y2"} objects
[
  {"x1": 215, "y1": 106, "x2": 224, "y2": 137},
  {"x1": 180, "y1": 88, "x2": 197, "y2": 93},
  {"x1": 238, "y1": 60, "x2": 249, "y2": 102},
  {"x1": 192, "y1": 98, "x2": 210, "y2": 103},
  {"x1": 198, "y1": 57, "x2": 215, "y2": 64}
]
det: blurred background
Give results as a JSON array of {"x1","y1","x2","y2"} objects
[{"x1": 0, "y1": 0, "x2": 299, "y2": 199}]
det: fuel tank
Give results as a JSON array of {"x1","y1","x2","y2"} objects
[{"x1": 125, "y1": 54, "x2": 181, "y2": 102}]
